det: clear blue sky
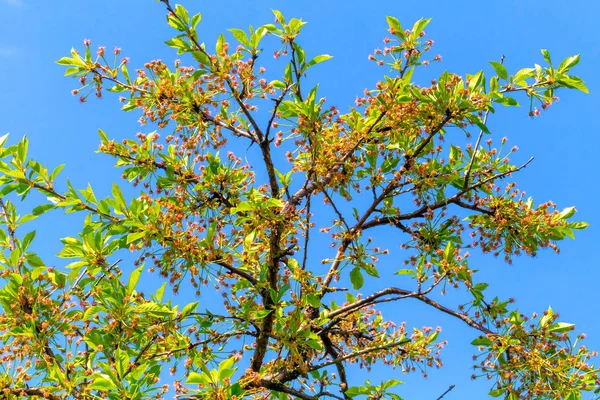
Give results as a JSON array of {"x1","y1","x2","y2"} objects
[{"x1": 1, "y1": 0, "x2": 599, "y2": 398}]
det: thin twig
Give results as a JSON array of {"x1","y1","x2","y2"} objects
[
  {"x1": 306, "y1": 340, "x2": 410, "y2": 373},
  {"x1": 435, "y1": 384, "x2": 456, "y2": 400},
  {"x1": 362, "y1": 156, "x2": 534, "y2": 230},
  {"x1": 301, "y1": 194, "x2": 311, "y2": 271},
  {"x1": 323, "y1": 190, "x2": 350, "y2": 230},
  {"x1": 0, "y1": 198, "x2": 15, "y2": 252},
  {"x1": 463, "y1": 55, "x2": 505, "y2": 190}
]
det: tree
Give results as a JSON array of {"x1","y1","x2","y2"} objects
[{"x1": 0, "y1": 1, "x2": 596, "y2": 399}]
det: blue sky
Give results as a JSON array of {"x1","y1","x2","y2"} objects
[{"x1": 1, "y1": 0, "x2": 599, "y2": 398}]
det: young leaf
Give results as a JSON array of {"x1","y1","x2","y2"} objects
[
  {"x1": 541, "y1": 48, "x2": 552, "y2": 65},
  {"x1": 350, "y1": 267, "x2": 364, "y2": 290},
  {"x1": 558, "y1": 54, "x2": 580, "y2": 73},
  {"x1": 228, "y1": 28, "x2": 249, "y2": 46},
  {"x1": 386, "y1": 16, "x2": 405, "y2": 39},
  {"x1": 305, "y1": 54, "x2": 333, "y2": 69},
  {"x1": 489, "y1": 61, "x2": 508, "y2": 80}
]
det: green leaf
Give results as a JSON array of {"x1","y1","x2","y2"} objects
[
  {"x1": 541, "y1": 49, "x2": 552, "y2": 65},
  {"x1": 494, "y1": 96, "x2": 519, "y2": 106},
  {"x1": 557, "y1": 206, "x2": 576, "y2": 220},
  {"x1": 0, "y1": 133, "x2": 9, "y2": 148},
  {"x1": 115, "y1": 348, "x2": 128, "y2": 378},
  {"x1": 111, "y1": 183, "x2": 126, "y2": 209},
  {"x1": 489, "y1": 61, "x2": 508, "y2": 80},
  {"x1": 569, "y1": 221, "x2": 588, "y2": 230},
  {"x1": 174, "y1": 4, "x2": 189, "y2": 24},
  {"x1": 557, "y1": 76, "x2": 589, "y2": 94},
  {"x1": 395, "y1": 269, "x2": 415, "y2": 275},
  {"x1": 26, "y1": 253, "x2": 45, "y2": 267},
  {"x1": 57, "y1": 245, "x2": 84, "y2": 259},
  {"x1": 306, "y1": 294, "x2": 321, "y2": 308},
  {"x1": 186, "y1": 371, "x2": 211, "y2": 385},
  {"x1": 411, "y1": 18, "x2": 431, "y2": 38},
  {"x1": 218, "y1": 357, "x2": 235, "y2": 373},
  {"x1": 272, "y1": 9, "x2": 285, "y2": 25},
  {"x1": 471, "y1": 336, "x2": 492, "y2": 346},
  {"x1": 167, "y1": 15, "x2": 187, "y2": 31},
  {"x1": 181, "y1": 301, "x2": 199, "y2": 318},
  {"x1": 540, "y1": 306, "x2": 554, "y2": 327},
  {"x1": 558, "y1": 54, "x2": 580, "y2": 73},
  {"x1": 443, "y1": 241, "x2": 455, "y2": 262},
  {"x1": 126, "y1": 231, "x2": 146, "y2": 244},
  {"x1": 127, "y1": 264, "x2": 144, "y2": 294},
  {"x1": 165, "y1": 37, "x2": 190, "y2": 53},
  {"x1": 350, "y1": 267, "x2": 364, "y2": 290},
  {"x1": 216, "y1": 33, "x2": 225, "y2": 55},
  {"x1": 56, "y1": 57, "x2": 75, "y2": 66},
  {"x1": 468, "y1": 70, "x2": 485, "y2": 92},
  {"x1": 21, "y1": 230, "x2": 36, "y2": 250},
  {"x1": 548, "y1": 322, "x2": 575, "y2": 333},
  {"x1": 192, "y1": 51, "x2": 211, "y2": 66},
  {"x1": 386, "y1": 16, "x2": 405, "y2": 39},
  {"x1": 83, "y1": 305, "x2": 107, "y2": 321},
  {"x1": 137, "y1": 302, "x2": 175, "y2": 318},
  {"x1": 346, "y1": 387, "x2": 364, "y2": 397},
  {"x1": 380, "y1": 157, "x2": 400, "y2": 173},
  {"x1": 191, "y1": 13, "x2": 202, "y2": 30},
  {"x1": 228, "y1": 28, "x2": 249, "y2": 46},
  {"x1": 270, "y1": 80, "x2": 286, "y2": 90},
  {"x1": 489, "y1": 76, "x2": 499, "y2": 93},
  {"x1": 305, "y1": 54, "x2": 333, "y2": 70},
  {"x1": 88, "y1": 374, "x2": 117, "y2": 391},
  {"x1": 156, "y1": 282, "x2": 167, "y2": 302}
]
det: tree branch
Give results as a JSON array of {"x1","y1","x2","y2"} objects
[
  {"x1": 215, "y1": 260, "x2": 258, "y2": 286},
  {"x1": 306, "y1": 340, "x2": 410, "y2": 373},
  {"x1": 435, "y1": 384, "x2": 456, "y2": 400},
  {"x1": 362, "y1": 156, "x2": 534, "y2": 230},
  {"x1": 1, "y1": 386, "x2": 63, "y2": 400}
]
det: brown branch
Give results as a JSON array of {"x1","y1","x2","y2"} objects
[
  {"x1": 2, "y1": 386, "x2": 63, "y2": 400},
  {"x1": 0, "y1": 198, "x2": 15, "y2": 252},
  {"x1": 320, "y1": 115, "x2": 454, "y2": 291},
  {"x1": 320, "y1": 285, "x2": 493, "y2": 337},
  {"x1": 327, "y1": 287, "x2": 417, "y2": 319},
  {"x1": 257, "y1": 381, "x2": 317, "y2": 400},
  {"x1": 265, "y1": 83, "x2": 294, "y2": 141},
  {"x1": 95, "y1": 68, "x2": 257, "y2": 142},
  {"x1": 123, "y1": 333, "x2": 160, "y2": 378},
  {"x1": 323, "y1": 190, "x2": 350, "y2": 231},
  {"x1": 31, "y1": 182, "x2": 118, "y2": 222},
  {"x1": 148, "y1": 330, "x2": 258, "y2": 360},
  {"x1": 320, "y1": 333, "x2": 351, "y2": 396},
  {"x1": 463, "y1": 56, "x2": 505, "y2": 190},
  {"x1": 500, "y1": 79, "x2": 551, "y2": 94},
  {"x1": 215, "y1": 260, "x2": 257, "y2": 286},
  {"x1": 321, "y1": 278, "x2": 445, "y2": 333},
  {"x1": 285, "y1": 110, "x2": 388, "y2": 211},
  {"x1": 301, "y1": 194, "x2": 312, "y2": 271},
  {"x1": 160, "y1": 0, "x2": 264, "y2": 143},
  {"x1": 436, "y1": 384, "x2": 456, "y2": 400},
  {"x1": 452, "y1": 198, "x2": 494, "y2": 216},
  {"x1": 199, "y1": 111, "x2": 256, "y2": 141},
  {"x1": 413, "y1": 292, "x2": 494, "y2": 335},
  {"x1": 290, "y1": 40, "x2": 304, "y2": 101},
  {"x1": 463, "y1": 112, "x2": 490, "y2": 190},
  {"x1": 362, "y1": 156, "x2": 534, "y2": 230},
  {"x1": 306, "y1": 340, "x2": 410, "y2": 373}
]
